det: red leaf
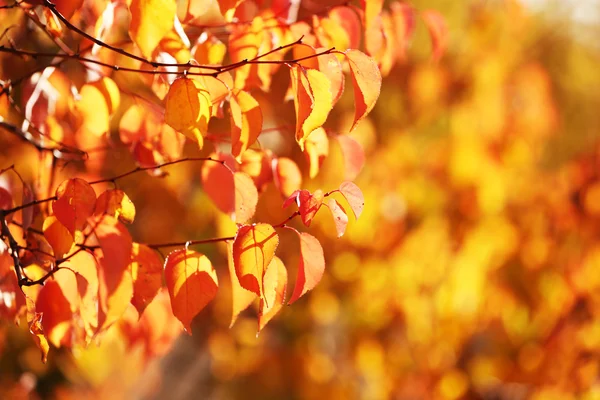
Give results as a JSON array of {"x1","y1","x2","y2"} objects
[
  {"x1": 258, "y1": 256, "x2": 287, "y2": 332},
  {"x1": 327, "y1": 198, "x2": 348, "y2": 237},
  {"x1": 130, "y1": 244, "x2": 163, "y2": 315},
  {"x1": 287, "y1": 229, "x2": 325, "y2": 304},
  {"x1": 232, "y1": 224, "x2": 279, "y2": 300},
  {"x1": 53, "y1": 178, "x2": 96, "y2": 236},
  {"x1": 421, "y1": 10, "x2": 448, "y2": 62},
  {"x1": 283, "y1": 189, "x2": 324, "y2": 227},
  {"x1": 339, "y1": 181, "x2": 364, "y2": 219},
  {"x1": 164, "y1": 249, "x2": 218, "y2": 334},
  {"x1": 345, "y1": 50, "x2": 382, "y2": 131},
  {"x1": 0, "y1": 187, "x2": 12, "y2": 211},
  {"x1": 298, "y1": 190, "x2": 324, "y2": 227},
  {"x1": 336, "y1": 135, "x2": 365, "y2": 181}
]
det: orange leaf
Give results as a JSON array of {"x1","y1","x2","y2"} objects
[
  {"x1": 345, "y1": 49, "x2": 382, "y2": 131},
  {"x1": 94, "y1": 189, "x2": 136, "y2": 224},
  {"x1": 239, "y1": 149, "x2": 273, "y2": 192},
  {"x1": 164, "y1": 249, "x2": 218, "y2": 333},
  {"x1": 93, "y1": 215, "x2": 133, "y2": 331},
  {"x1": 327, "y1": 198, "x2": 348, "y2": 238},
  {"x1": 287, "y1": 229, "x2": 325, "y2": 304},
  {"x1": 76, "y1": 77, "x2": 120, "y2": 137},
  {"x1": 129, "y1": 0, "x2": 176, "y2": 58},
  {"x1": 216, "y1": 0, "x2": 243, "y2": 19},
  {"x1": 290, "y1": 65, "x2": 333, "y2": 149},
  {"x1": 339, "y1": 181, "x2": 364, "y2": 219},
  {"x1": 293, "y1": 45, "x2": 344, "y2": 106},
  {"x1": 227, "y1": 241, "x2": 256, "y2": 328},
  {"x1": 336, "y1": 135, "x2": 365, "y2": 181},
  {"x1": 35, "y1": 280, "x2": 73, "y2": 348},
  {"x1": 119, "y1": 102, "x2": 185, "y2": 163},
  {"x1": 421, "y1": 10, "x2": 448, "y2": 62},
  {"x1": 52, "y1": 0, "x2": 83, "y2": 19},
  {"x1": 130, "y1": 244, "x2": 163, "y2": 315},
  {"x1": 29, "y1": 313, "x2": 49, "y2": 363},
  {"x1": 43, "y1": 215, "x2": 73, "y2": 258},
  {"x1": 164, "y1": 77, "x2": 212, "y2": 148},
  {"x1": 61, "y1": 251, "x2": 99, "y2": 341},
  {"x1": 232, "y1": 224, "x2": 279, "y2": 299},
  {"x1": 304, "y1": 127, "x2": 329, "y2": 179},
  {"x1": 258, "y1": 256, "x2": 287, "y2": 332},
  {"x1": 201, "y1": 155, "x2": 258, "y2": 223},
  {"x1": 390, "y1": 2, "x2": 416, "y2": 63},
  {"x1": 230, "y1": 89, "x2": 263, "y2": 161},
  {"x1": 53, "y1": 178, "x2": 96, "y2": 236},
  {"x1": 273, "y1": 157, "x2": 302, "y2": 198}
]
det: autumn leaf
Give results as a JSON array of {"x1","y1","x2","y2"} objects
[
  {"x1": 390, "y1": 2, "x2": 416, "y2": 63},
  {"x1": 345, "y1": 49, "x2": 382, "y2": 131},
  {"x1": 130, "y1": 244, "x2": 163, "y2": 315},
  {"x1": 304, "y1": 127, "x2": 329, "y2": 178},
  {"x1": 129, "y1": 0, "x2": 176, "y2": 58},
  {"x1": 165, "y1": 77, "x2": 212, "y2": 148},
  {"x1": 0, "y1": 187, "x2": 12, "y2": 211},
  {"x1": 258, "y1": 256, "x2": 287, "y2": 332},
  {"x1": 230, "y1": 89, "x2": 263, "y2": 161},
  {"x1": 93, "y1": 215, "x2": 134, "y2": 331},
  {"x1": 338, "y1": 181, "x2": 364, "y2": 219},
  {"x1": 327, "y1": 198, "x2": 348, "y2": 237},
  {"x1": 227, "y1": 241, "x2": 256, "y2": 328},
  {"x1": 61, "y1": 251, "x2": 99, "y2": 341},
  {"x1": 239, "y1": 149, "x2": 273, "y2": 192},
  {"x1": 232, "y1": 224, "x2": 279, "y2": 300},
  {"x1": 201, "y1": 154, "x2": 258, "y2": 223},
  {"x1": 164, "y1": 249, "x2": 218, "y2": 334},
  {"x1": 76, "y1": 77, "x2": 120, "y2": 137},
  {"x1": 286, "y1": 228, "x2": 325, "y2": 304},
  {"x1": 94, "y1": 189, "x2": 136, "y2": 224},
  {"x1": 52, "y1": 178, "x2": 97, "y2": 236},
  {"x1": 35, "y1": 280, "x2": 73, "y2": 348},
  {"x1": 422, "y1": 10, "x2": 448, "y2": 62},
  {"x1": 273, "y1": 157, "x2": 302, "y2": 198},
  {"x1": 29, "y1": 313, "x2": 49, "y2": 363},
  {"x1": 336, "y1": 135, "x2": 365, "y2": 181},
  {"x1": 290, "y1": 65, "x2": 333, "y2": 149},
  {"x1": 284, "y1": 189, "x2": 324, "y2": 227},
  {"x1": 43, "y1": 215, "x2": 74, "y2": 258}
]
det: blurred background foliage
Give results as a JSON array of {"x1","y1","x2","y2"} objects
[{"x1": 2, "y1": 0, "x2": 600, "y2": 399}]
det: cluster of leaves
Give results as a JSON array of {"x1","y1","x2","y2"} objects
[{"x1": 0, "y1": 0, "x2": 445, "y2": 366}]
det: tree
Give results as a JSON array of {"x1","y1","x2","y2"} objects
[{"x1": 0, "y1": 0, "x2": 444, "y2": 363}]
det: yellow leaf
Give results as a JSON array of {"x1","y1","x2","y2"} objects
[
  {"x1": 165, "y1": 77, "x2": 212, "y2": 148},
  {"x1": 232, "y1": 224, "x2": 279, "y2": 299},
  {"x1": 129, "y1": 0, "x2": 176, "y2": 58},
  {"x1": 164, "y1": 249, "x2": 218, "y2": 333},
  {"x1": 291, "y1": 66, "x2": 333, "y2": 150},
  {"x1": 230, "y1": 89, "x2": 263, "y2": 161}
]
